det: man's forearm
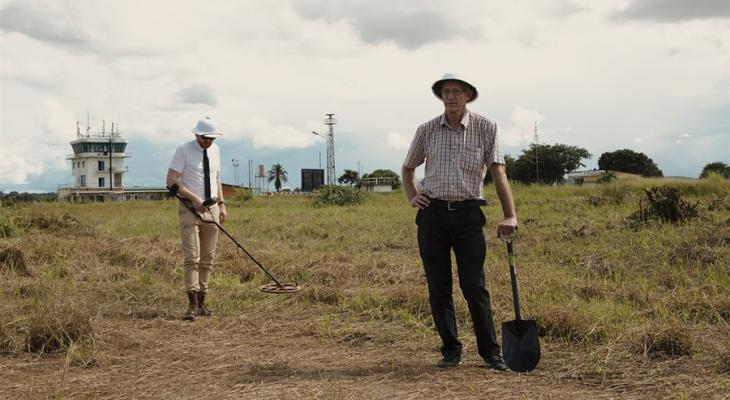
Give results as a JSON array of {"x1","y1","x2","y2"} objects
[
  {"x1": 216, "y1": 174, "x2": 224, "y2": 203},
  {"x1": 491, "y1": 165, "x2": 516, "y2": 218},
  {"x1": 401, "y1": 166, "x2": 418, "y2": 201}
]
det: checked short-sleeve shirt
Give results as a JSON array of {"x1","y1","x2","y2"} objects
[{"x1": 403, "y1": 110, "x2": 505, "y2": 202}]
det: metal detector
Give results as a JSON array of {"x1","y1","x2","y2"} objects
[{"x1": 170, "y1": 188, "x2": 300, "y2": 294}]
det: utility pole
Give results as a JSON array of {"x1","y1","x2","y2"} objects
[
  {"x1": 534, "y1": 121, "x2": 540, "y2": 184},
  {"x1": 108, "y1": 121, "x2": 113, "y2": 191},
  {"x1": 248, "y1": 159, "x2": 253, "y2": 188},
  {"x1": 324, "y1": 114, "x2": 337, "y2": 185}
]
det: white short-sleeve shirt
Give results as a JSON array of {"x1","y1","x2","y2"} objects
[{"x1": 168, "y1": 140, "x2": 221, "y2": 199}]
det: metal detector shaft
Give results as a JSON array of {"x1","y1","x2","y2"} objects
[
  {"x1": 211, "y1": 218, "x2": 283, "y2": 287},
  {"x1": 174, "y1": 194, "x2": 283, "y2": 287}
]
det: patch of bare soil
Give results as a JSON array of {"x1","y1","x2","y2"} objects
[{"x1": 2, "y1": 310, "x2": 727, "y2": 400}]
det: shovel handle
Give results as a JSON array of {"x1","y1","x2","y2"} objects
[{"x1": 506, "y1": 241, "x2": 522, "y2": 322}]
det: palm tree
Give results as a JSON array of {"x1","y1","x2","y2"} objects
[{"x1": 267, "y1": 163, "x2": 288, "y2": 192}]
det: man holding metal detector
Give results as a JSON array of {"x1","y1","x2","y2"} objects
[
  {"x1": 402, "y1": 74, "x2": 517, "y2": 371},
  {"x1": 166, "y1": 116, "x2": 227, "y2": 321}
]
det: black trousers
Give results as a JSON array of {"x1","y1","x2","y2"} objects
[{"x1": 416, "y1": 205, "x2": 500, "y2": 360}]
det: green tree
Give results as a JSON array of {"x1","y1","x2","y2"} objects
[
  {"x1": 267, "y1": 163, "x2": 288, "y2": 192},
  {"x1": 511, "y1": 143, "x2": 591, "y2": 184},
  {"x1": 598, "y1": 149, "x2": 663, "y2": 177},
  {"x1": 337, "y1": 169, "x2": 360, "y2": 186},
  {"x1": 361, "y1": 169, "x2": 401, "y2": 189},
  {"x1": 484, "y1": 154, "x2": 515, "y2": 184},
  {"x1": 700, "y1": 161, "x2": 730, "y2": 179}
]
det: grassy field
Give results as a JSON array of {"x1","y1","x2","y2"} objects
[{"x1": 0, "y1": 177, "x2": 728, "y2": 399}]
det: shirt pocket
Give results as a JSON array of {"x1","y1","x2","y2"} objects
[{"x1": 461, "y1": 146, "x2": 483, "y2": 174}]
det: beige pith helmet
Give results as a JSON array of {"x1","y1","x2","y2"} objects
[
  {"x1": 192, "y1": 116, "x2": 222, "y2": 138},
  {"x1": 431, "y1": 73, "x2": 479, "y2": 103}
]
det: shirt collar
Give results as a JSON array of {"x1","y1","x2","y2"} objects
[{"x1": 439, "y1": 109, "x2": 470, "y2": 129}]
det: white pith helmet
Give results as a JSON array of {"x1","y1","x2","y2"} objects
[
  {"x1": 431, "y1": 73, "x2": 479, "y2": 103},
  {"x1": 192, "y1": 116, "x2": 222, "y2": 138}
]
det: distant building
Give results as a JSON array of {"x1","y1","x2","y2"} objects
[
  {"x1": 566, "y1": 170, "x2": 641, "y2": 186},
  {"x1": 301, "y1": 168, "x2": 325, "y2": 192},
  {"x1": 360, "y1": 176, "x2": 396, "y2": 192},
  {"x1": 57, "y1": 121, "x2": 168, "y2": 202}
]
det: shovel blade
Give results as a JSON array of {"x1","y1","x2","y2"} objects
[{"x1": 502, "y1": 319, "x2": 541, "y2": 372}]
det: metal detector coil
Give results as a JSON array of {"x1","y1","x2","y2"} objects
[{"x1": 259, "y1": 283, "x2": 301, "y2": 294}]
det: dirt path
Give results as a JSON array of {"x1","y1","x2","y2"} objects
[{"x1": 3, "y1": 311, "x2": 723, "y2": 400}]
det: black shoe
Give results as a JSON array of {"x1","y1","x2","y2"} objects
[
  {"x1": 484, "y1": 355, "x2": 509, "y2": 372},
  {"x1": 436, "y1": 355, "x2": 462, "y2": 368}
]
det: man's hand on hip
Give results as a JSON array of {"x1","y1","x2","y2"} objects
[{"x1": 409, "y1": 194, "x2": 431, "y2": 209}]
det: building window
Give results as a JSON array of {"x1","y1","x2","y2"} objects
[
  {"x1": 98, "y1": 160, "x2": 105, "y2": 171},
  {"x1": 82, "y1": 161, "x2": 85, "y2": 167},
  {"x1": 80, "y1": 175, "x2": 86, "y2": 187},
  {"x1": 99, "y1": 177, "x2": 105, "y2": 188}
]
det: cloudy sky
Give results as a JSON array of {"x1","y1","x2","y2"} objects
[{"x1": 0, "y1": 0, "x2": 728, "y2": 192}]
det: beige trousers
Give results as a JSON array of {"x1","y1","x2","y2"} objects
[{"x1": 178, "y1": 202, "x2": 220, "y2": 293}]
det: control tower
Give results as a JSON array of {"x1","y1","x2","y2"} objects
[{"x1": 68, "y1": 120, "x2": 129, "y2": 190}]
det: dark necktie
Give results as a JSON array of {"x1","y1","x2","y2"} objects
[{"x1": 203, "y1": 149, "x2": 211, "y2": 200}]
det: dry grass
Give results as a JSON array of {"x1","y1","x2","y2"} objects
[{"x1": 0, "y1": 178, "x2": 728, "y2": 399}]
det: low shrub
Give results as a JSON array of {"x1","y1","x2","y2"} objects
[
  {"x1": 229, "y1": 187, "x2": 253, "y2": 203},
  {"x1": 628, "y1": 186, "x2": 698, "y2": 224},
  {"x1": 312, "y1": 185, "x2": 367, "y2": 207}
]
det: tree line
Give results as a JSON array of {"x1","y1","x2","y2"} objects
[
  {"x1": 268, "y1": 145, "x2": 727, "y2": 191},
  {"x1": 485, "y1": 145, "x2": 727, "y2": 185}
]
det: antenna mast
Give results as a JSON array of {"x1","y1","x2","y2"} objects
[{"x1": 324, "y1": 113, "x2": 337, "y2": 185}]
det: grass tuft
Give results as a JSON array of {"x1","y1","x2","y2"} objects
[
  {"x1": 0, "y1": 246, "x2": 31, "y2": 275},
  {"x1": 632, "y1": 325, "x2": 694, "y2": 358}
]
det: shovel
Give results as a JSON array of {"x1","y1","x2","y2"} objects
[{"x1": 501, "y1": 239, "x2": 540, "y2": 372}]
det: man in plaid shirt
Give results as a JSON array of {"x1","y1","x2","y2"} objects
[{"x1": 402, "y1": 73, "x2": 518, "y2": 371}]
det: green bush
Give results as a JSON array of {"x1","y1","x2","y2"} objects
[
  {"x1": 0, "y1": 211, "x2": 14, "y2": 238},
  {"x1": 312, "y1": 185, "x2": 367, "y2": 207},
  {"x1": 229, "y1": 187, "x2": 253, "y2": 203}
]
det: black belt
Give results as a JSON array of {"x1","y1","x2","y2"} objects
[{"x1": 429, "y1": 198, "x2": 486, "y2": 211}]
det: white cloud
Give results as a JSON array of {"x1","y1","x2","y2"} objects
[
  {"x1": 0, "y1": 1, "x2": 727, "y2": 190},
  {"x1": 177, "y1": 84, "x2": 217, "y2": 106},
  {"x1": 500, "y1": 107, "x2": 546, "y2": 146},
  {"x1": 236, "y1": 117, "x2": 319, "y2": 149},
  {"x1": 0, "y1": 147, "x2": 43, "y2": 185},
  {"x1": 386, "y1": 132, "x2": 412, "y2": 150},
  {"x1": 0, "y1": 1, "x2": 90, "y2": 48},
  {"x1": 613, "y1": 0, "x2": 730, "y2": 22},
  {"x1": 292, "y1": 0, "x2": 483, "y2": 49}
]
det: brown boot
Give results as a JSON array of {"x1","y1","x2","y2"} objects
[
  {"x1": 182, "y1": 291, "x2": 197, "y2": 321},
  {"x1": 197, "y1": 291, "x2": 212, "y2": 316}
]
